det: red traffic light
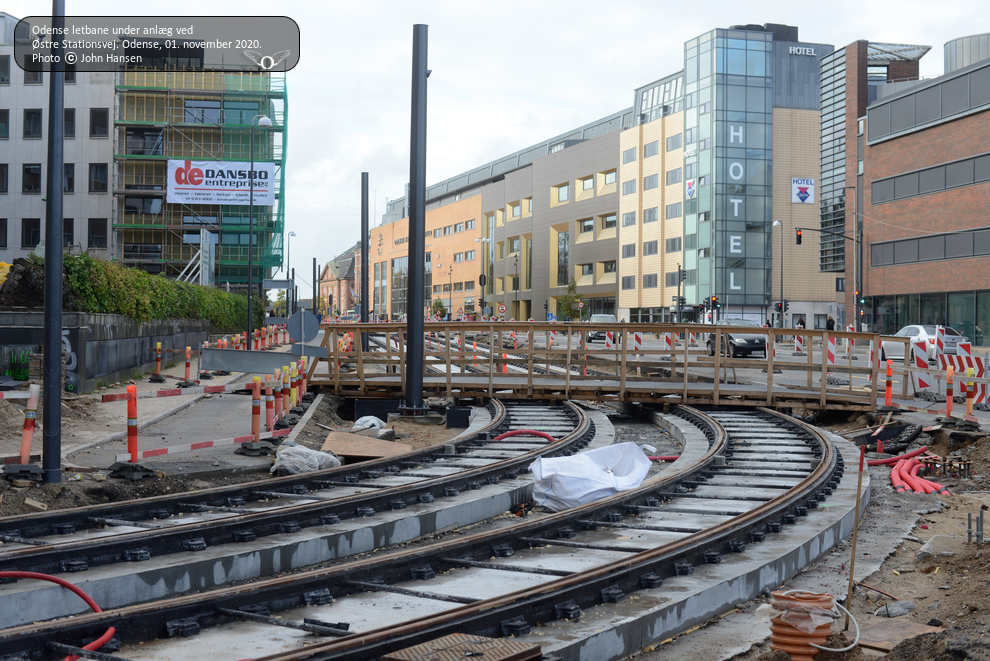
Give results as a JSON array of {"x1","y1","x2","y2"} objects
[{"x1": 795, "y1": 229, "x2": 803, "y2": 245}]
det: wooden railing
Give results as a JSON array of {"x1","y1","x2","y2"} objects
[{"x1": 307, "y1": 321, "x2": 920, "y2": 410}]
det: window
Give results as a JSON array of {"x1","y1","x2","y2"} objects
[
  {"x1": 621, "y1": 275, "x2": 636, "y2": 290},
  {"x1": 454, "y1": 252, "x2": 464, "y2": 262},
  {"x1": 622, "y1": 147, "x2": 637, "y2": 164},
  {"x1": 582, "y1": 177, "x2": 594, "y2": 190},
  {"x1": 63, "y1": 218, "x2": 74, "y2": 247},
  {"x1": 22, "y1": 164, "x2": 42, "y2": 193},
  {"x1": 622, "y1": 243, "x2": 636, "y2": 258},
  {"x1": 558, "y1": 183, "x2": 569, "y2": 202},
  {"x1": 665, "y1": 202, "x2": 682, "y2": 218},
  {"x1": 511, "y1": 276, "x2": 520, "y2": 291},
  {"x1": 63, "y1": 164, "x2": 74, "y2": 193},
  {"x1": 665, "y1": 272, "x2": 680, "y2": 287},
  {"x1": 88, "y1": 219, "x2": 107, "y2": 248},
  {"x1": 601, "y1": 213, "x2": 616, "y2": 229},
  {"x1": 465, "y1": 219, "x2": 476, "y2": 230},
  {"x1": 644, "y1": 141, "x2": 659, "y2": 158},
  {"x1": 700, "y1": 138, "x2": 711, "y2": 150},
  {"x1": 685, "y1": 127, "x2": 697, "y2": 144},
  {"x1": 454, "y1": 282, "x2": 463, "y2": 292},
  {"x1": 622, "y1": 211, "x2": 636, "y2": 227},
  {"x1": 643, "y1": 174, "x2": 658, "y2": 190},
  {"x1": 22, "y1": 218, "x2": 41, "y2": 248},
  {"x1": 124, "y1": 196, "x2": 162, "y2": 214},
  {"x1": 25, "y1": 70, "x2": 42, "y2": 84},
  {"x1": 465, "y1": 281, "x2": 475, "y2": 290},
  {"x1": 582, "y1": 264, "x2": 594, "y2": 276},
  {"x1": 700, "y1": 101, "x2": 711, "y2": 114},
  {"x1": 685, "y1": 162, "x2": 698, "y2": 179},
  {"x1": 64, "y1": 108, "x2": 75, "y2": 138},
  {"x1": 666, "y1": 168, "x2": 682, "y2": 185},
  {"x1": 622, "y1": 180, "x2": 636, "y2": 195},
  {"x1": 665, "y1": 236, "x2": 682, "y2": 253},
  {"x1": 666, "y1": 134, "x2": 682, "y2": 151},
  {"x1": 0, "y1": 55, "x2": 8, "y2": 84},
  {"x1": 643, "y1": 207, "x2": 658, "y2": 223},
  {"x1": 64, "y1": 63, "x2": 75, "y2": 83},
  {"x1": 89, "y1": 163, "x2": 108, "y2": 193},
  {"x1": 526, "y1": 198, "x2": 533, "y2": 213},
  {"x1": 433, "y1": 284, "x2": 442, "y2": 294},
  {"x1": 509, "y1": 237, "x2": 521, "y2": 253},
  {"x1": 643, "y1": 240, "x2": 658, "y2": 256},
  {"x1": 603, "y1": 260, "x2": 616, "y2": 273},
  {"x1": 454, "y1": 222, "x2": 464, "y2": 233},
  {"x1": 643, "y1": 274, "x2": 658, "y2": 288},
  {"x1": 433, "y1": 228, "x2": 442, "y2": 238},
  {"x1": 0, "y1": 164, "x2": 6, "y2": 193},
  {"x1": 579, "y1": 218, "x2": 594, "y2": 233},
  {"x1": 23, "y1": 109, "x2": 42, "y2": 138},
  {"x1": 0, "y1": 109, "x2": 7, "y2": 138},
  {"x1": 510, "y1": 203, "x2": 520, "y2": 217},
  {"x1": 603, "y1": 170, "x2": 616, "y2": 185},
  {"x1": 557, "y1": 231, "x2": 569, "y2": 286},
  {"x1": 0, "y1": 219, "x2": 5, "y2": 248},
  {"x1": 444, "y1": 225, "x2": 452, "y2": 235},
  {"x1": 125, "y1": 128, "x2": 163, "y2": 155},
  {"x1": 89, "y1": 108, "x2": 109, "y2": 137},
  {"x1": 442, "y1": 283, "x2": 451, "y2": 293}
]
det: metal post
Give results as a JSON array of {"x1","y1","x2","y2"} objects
[
  {"x1": 312, "y1": 257, "x2": 317, "y2": 318},
  {"x1": 248, "y1": 121, "x2": 255, "y2": 343},
  {"x1": 361, "y1": 172, "x2": 370, "y2": 348},
  {"x1": 400, "y1": 24, "x2": 430, "y2": 415},
  {"x1": 291, "y1": 268, "x2": 296, "y2": 315},
  {"x1": 42, "y1": 0, "x2": 66, "y2": 483}
]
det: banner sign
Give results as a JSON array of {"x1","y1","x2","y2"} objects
[{"x1": 167, "y1": 159, "x2": 275, "y2": 205}]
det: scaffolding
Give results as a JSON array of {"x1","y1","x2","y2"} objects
[{"x1": 113, "y1": 68, "x2": 287, "y2": 287}]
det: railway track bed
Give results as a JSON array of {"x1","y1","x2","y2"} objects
[{"x1": 0, "y1": 405, "x2": 868, "y2": 661}]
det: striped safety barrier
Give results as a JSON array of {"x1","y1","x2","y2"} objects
[
  {"x1": 913, "y1": 341, "x2": 932, "y2": 391},
  {"x1": 632, "y1": 332, "x2": 642, "y2": 352},
  {"x1": 939, "y1": 354, "x2": 987, "y2": 404},
  {"x1": 795, "y1": 335, "x2": 804, "y2": 353},
  {"x1": 936, "y1": 326, "x2": 945, "y2": 357},
  {"x1": 113, "y1": 428, "x2": 291, "y2": 462},
  {"x1": 664, "y1": 332, "x2": 674, "y2": 352},
  {"x1": 827, "y1": 337, "x2": 836, "y2": 366},
  {"x1": 605, "y1": 331, "x2": 614, "y2": 349}
]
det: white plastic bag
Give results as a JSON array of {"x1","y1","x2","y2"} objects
[
  {"x1": 351, "y1": 415, "x2": 386, "y2": 431},
  {"x1": 529, "y1": 442, "x2": 652, "y2": 511},
  {"x1": 270, "y1": 440, "x2": 342, "y2": 475}
]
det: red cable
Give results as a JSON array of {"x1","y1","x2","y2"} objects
[
  {"x1": 867, "y1": 445, "x2": 927, "y2": 466},
  {"x1": 0, "y1": 571, "x2": 116, "y2": 661},
  {"x1": 890, "y1": 460, "x2": 906, "y2": 493},
  {"x1": 493, "y1": 429, "x2": 557, "y2": 442}
]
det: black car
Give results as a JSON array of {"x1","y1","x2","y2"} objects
[{"x1": 706, "y1": 319, "x2": 768, "y2": 358}]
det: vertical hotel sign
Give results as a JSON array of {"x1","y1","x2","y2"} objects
[{"x1": 167, "y1": 160, "x2": 275, "y2": 205}]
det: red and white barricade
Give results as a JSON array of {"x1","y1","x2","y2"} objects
[
  {"x1": 795, "y1": 335, "x2": 804, "y2": 353},
  {"x1": 912, "y1": 341, "x2": 932, "y2": 391},
  {"x1": 605, "y1": 331, "x2": 614, "y2": 349},
  {"x1": 664, "y1": 332, "x2": 674, "y2": 353},
  {"x1": 846, "y1": 324, "x2": 855, "y2": 355},
  {"x1": 939, "y1": 354, "x2": 987, "y2": 404},
  {"x1": 689, "y1": 331, "x2": 697, "y2": 346},
  {"x1": 936, "y1": 326, "x2": 945, "y2": 357},
  {"x1": 958, "y1": 342, "x2": 972, "y2": 358},
  {"x1": 549, "y1": 330, "x2": 557, "y2": 349},
  {"x1": 827, "y1": 337, "x2": 836, "y2": 369},
  {"x1": 632, "y1": 332, "x2": 642, "y2": 351}
]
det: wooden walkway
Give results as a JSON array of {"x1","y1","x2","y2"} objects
[{"x1": 307, "y1": 321, "x2": 921, "y2": 411}]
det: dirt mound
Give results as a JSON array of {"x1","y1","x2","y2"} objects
[{"x1": 888, "y1": 630, "x2": 990, "y2": 661}]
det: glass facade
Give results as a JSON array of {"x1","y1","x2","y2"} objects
[
  {"x1": 685, "y1": 28, "x2": 775, "y2": 309},
  {"x1": 866, "y1": 290, "x2": 990, "y2": 346},
  {"x1": 819, "y1": 48, "x2": 847, "y2": 272}
]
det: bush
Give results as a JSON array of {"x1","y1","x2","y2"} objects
[{"x1": 52, "y1": 254, "x2": 257, "y2": 329}]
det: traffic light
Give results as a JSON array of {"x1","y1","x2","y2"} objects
[
  {"x1": 698, "y1": 304, "x2": 705, "y2": 314},
  {"x1": 680, "y1": 268, "x2": 686, "y2": 282},
  {"x1": 858, "y1": 292, "x2": 866, "y2": 305},
  {"x1": 783, "y1": 299, "x2": 789, "y2": 312},
  {"x1": 711, "y1": 296, "x2": 720, "y2": 309},
  {"x1": 774, "y1": 302, "x2": 782, "y2": 313},
  {"x1": 795, "y1": 228, "x2": 803, "y2": 245},
  {"x1": 544, "y1": 300, "x2": 549, "y2": 312}
]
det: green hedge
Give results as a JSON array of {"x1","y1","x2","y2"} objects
[{"x1": 60, "y1": 253, "x2": 260, "y2": 330}]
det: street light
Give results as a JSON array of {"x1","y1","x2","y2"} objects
[
  {"x1": 475, "y1": 237, "x2": 491, "y2": 316},
  {"x1": 513, "y1": 253, "x2": 519, "y2": 319},
  {"x1": 247, "y1": 114, "x2": 272, "y2": 342},
  {"x1": 772, "y1": 219, "x2": 783, "y2": 328},
  {"x1": 286, "y1": 230, "x2": 296, "y2": 314}
]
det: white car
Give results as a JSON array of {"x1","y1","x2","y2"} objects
[{"x1": 880, "y1": 325, "x2": 968, "y2": 362}]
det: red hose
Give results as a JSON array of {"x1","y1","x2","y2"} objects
[
  {"x1": 647, "y1": 456, "x2": 680, "y2": 462},
  {"x1": 890, "y1": 460, "x2": 906, "y2": 493},
  {"x1": 907, "y1": 458, "x2": 951, "y2": 496},
  {"x1": 867, "y1": 445, "x2": 928, "y2": 466},
  {"x1": 0, "y1": 571, "x2": 115, "y2": 661},
  {"x1": 493, "y1": 429, "x2": 557, "y2": 443},
  {"x1": 900, "y1": 461, "x2": 935, "y2": 494}
]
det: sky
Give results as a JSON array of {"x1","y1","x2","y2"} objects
[{"x1": 4, "y1": 0, "x2": 984, "y2": 295}]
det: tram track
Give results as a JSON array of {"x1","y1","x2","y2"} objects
[
  {"x1": 0, "y1": 405, "x2": 858, "y2": 661},
  {"x1": 0, "y1": 400, "x2": 594, "y2": 625}
]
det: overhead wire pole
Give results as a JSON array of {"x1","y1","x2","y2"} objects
[
  {"x1": 43, "y1": 1, "x2": 66, "y2": 483},
  {"x1": 399, "y1": 24, "x2": 430, "y2": 416},
  {"x1": 361, "y1": 171, "x2": 370, "y2": 350}
]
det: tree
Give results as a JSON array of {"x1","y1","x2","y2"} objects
[
  {"x1": 430, "y1": 298, "x2": 447, "y2": 319},
  {"x1": 272, "y1": 289, "x2": 286, "y2": 316},
  {"x1": 556, "y1": 278, "x2": 582, "y2": 322}
]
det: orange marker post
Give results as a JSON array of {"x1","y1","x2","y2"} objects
[
  {"x1": 299, "y1": 357, "x2": 308, "y2": 393},
  {"x1": 184, "y1": 346, "x2": 192, "y2": 382},
  {"x1": 946, "y1": 365, "x2": 954, "y2": 417},
  {"x1": 966, "y1": 366, "x2": 975, "y2": 417},
  {"x1": 154, "y1": 342, "x2": 162, "y2": 377},
  {"x1": 281, "y1": 366, "x2": 291, "y2": 414},
  {"x1": 243, "y1": 332, "x2": 248, "y2": 350},
  {"x1": 127, "y1": 384, "x2": 139, "y2": 463},
  {"x1": 289, "y1": 364, "x2": 298, "y2": 409},
  {"x1": 251, "y1": 376, "x2": 262, "y2": 443},
  {"x1": 265, "y1": 383, "x2": 275, "y2": 432},
  {"x1": 18, "y1": 383, "x2": 41, "y2": 464}
]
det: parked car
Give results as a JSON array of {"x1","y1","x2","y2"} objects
[
  {"x1": 880, "y1": 325, "x2": 968, "y2": 362},
  {"x1": 586, "y1": 313, "x2": 621, "y2": 343},
  {"x1": 706, "y1": 319, "x2": 768, "y2": 358}
]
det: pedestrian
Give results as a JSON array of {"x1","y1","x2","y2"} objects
[
  {"x1": 796, "y1": 318, "x2": 805, "y2": 330},
  {"x1": 826, "y1": 316, "x2": 835, "y2": 331},
  {"x1": 764, "y1": 319, "x2": 771, "y2": 328}
]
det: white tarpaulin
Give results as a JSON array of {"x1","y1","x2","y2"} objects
[
  {"x1": 529, "y1": 442, "x2": 652, "y2": 512},
  {"x1": 167, "y1": 159, "x2": 275, "y2": 205}
]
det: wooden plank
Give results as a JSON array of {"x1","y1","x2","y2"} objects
[
  {"x1": 819, "y1": 331, "x2": 829, "y2": 407},
  {"x1": 857, "y1": 619, "x2": 942, "y2": 653},
  {"x1": 321, "y1": 432, "x2": 412, "y2": 459}
]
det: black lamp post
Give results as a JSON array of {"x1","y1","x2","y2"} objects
[{"x1": 247, "y1": 114, "x2": 272, "y2": 341}]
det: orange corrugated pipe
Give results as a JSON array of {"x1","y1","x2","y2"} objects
[
  {"x1": 768, "y1": 591, "x2": 836, "y2": 661},
  {"x1": 890, "y1": 460, "x2": 907, "y2": 493}
]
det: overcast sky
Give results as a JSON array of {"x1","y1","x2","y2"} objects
[{"x1": 5, "y1": 0, "x2": 983, "y2": 294}]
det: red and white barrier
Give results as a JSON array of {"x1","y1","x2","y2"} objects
[
  {"x1": 827, "y1": 337, "x2": 836, "y2": 367},
  {"x1": 113, "y1": 428, "x2": 291, "y2": 462},
  {"x1": 958, "y1": 342, "x2": 972, "y2": 358},
  {"x1": 939, "y1": 354, "x2": 987, "y2": 404},
  {"x1": 605, "y1": 331, "x2": 614, "y2": 349},
  {"x1": 689, "y1": 332, "x2": 697, "y2": 346},
  {"x1": 795, "y1": 335, "x2": 804, "y2": 353},
  {"x1": 664, "y1": 332, "x2": 674, "y2": 353},
  {"x1": 632, "y1": 332, "x2": 642, "y2": 351},
  {"x1": 936, "y1": 326, "x2": 945, "y2": 357},
  {"x1": 912, "y1": 341, "x2": 932, "y2": 391}
]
